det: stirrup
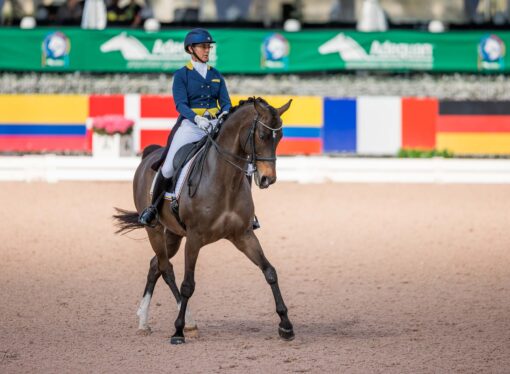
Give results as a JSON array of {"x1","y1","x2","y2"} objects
[{"x1": 138, "y1": 205, "x2": 159, "y2": 227}]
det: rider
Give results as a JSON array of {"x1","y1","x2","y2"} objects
[{"x1": 138, "y1": 28, "x2": 260, "y2": 230}]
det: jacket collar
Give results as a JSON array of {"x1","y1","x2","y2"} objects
[
  {"x1": 186, "y1": 61, "x2": 211, "y2": 70},
  {"x1": 186, "y1": 61, "x2": 212, "y2": 81}
]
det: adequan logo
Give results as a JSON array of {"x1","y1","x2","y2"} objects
[
  {"x1": 318, "y1": 33, "x2": 433, "y2": 70},
  {"x1": 99, "y1": 33, "x2": 217, "y2": 69}
]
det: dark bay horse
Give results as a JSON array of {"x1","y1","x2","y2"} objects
[{"x1": 114, "y1": 97, "x2": 294, "y2": 344}]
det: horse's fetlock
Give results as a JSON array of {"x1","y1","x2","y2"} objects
[
  {"x1": 174, "y1": 317, "x2": 185, "y2": 331},
  {"x1": 276, "y1": 306, "x2": 288, "y2": 316}
]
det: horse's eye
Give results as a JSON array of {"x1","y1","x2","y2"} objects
[{"x1": 258, "y1": 131, "x2": 270, "y2": 141}]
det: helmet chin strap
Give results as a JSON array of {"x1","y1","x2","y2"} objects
[{"x1": 190, "y1": 46, "x2": 207, "y2": 64}]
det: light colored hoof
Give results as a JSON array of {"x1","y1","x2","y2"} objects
[
  {"x1": 137, "y1": 327, "x2": 152, "y2": 336},
  {"x1": 184, "y1": 325, "x2": 199, "y2": 338}
]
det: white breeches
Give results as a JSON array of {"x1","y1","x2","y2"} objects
[{"x1": 161, "y1": 118, "x2": 218, "y2": 178}]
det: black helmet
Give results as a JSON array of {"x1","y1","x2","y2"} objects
[{"x1": 184, "y1": 28, "x2": 215, "y2": 53}]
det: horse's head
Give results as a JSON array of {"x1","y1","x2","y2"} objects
[
  {"x1": 100, "y1": 33, "x2": 127, "y2": 53},
  {"x1": 248, "y1": 98, "x2": 292, "y2": 189}
]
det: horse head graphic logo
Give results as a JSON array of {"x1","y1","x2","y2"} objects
[
  {"x1": 100, "y1": 33, "x2": 150, "y2": 60},
  {"x1": 318, "y1": 33, "x2": 369, "y2": 61}
]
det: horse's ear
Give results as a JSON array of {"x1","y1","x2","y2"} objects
[
  {"x1": 277, "y1": 99, "x2": 292, "y2": 116},
  {"x1": 253, "y1": 98, "x2": 265, "y2": 116}
]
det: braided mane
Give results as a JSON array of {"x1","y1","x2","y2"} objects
[{"x1": 229, "y1": 97, "x2": 271, "y2": 114}]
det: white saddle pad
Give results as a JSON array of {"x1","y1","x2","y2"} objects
[{"x1": 149, "y1": 150, "x2": 202, "y2": 202}]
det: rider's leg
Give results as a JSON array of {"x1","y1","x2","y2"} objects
[
  {"x1": 139, "y1": 120, "x2": 209, "y2": 226},
  {"x1": 138, "y1": 170, "x2": 172, "y2": 226}
]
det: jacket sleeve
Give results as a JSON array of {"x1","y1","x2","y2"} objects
[
  {"x1": 172, "y1": 70, "x2": 198, "y2": 122},
  {"x1": 217, "y1": 74, "x2": 232, "y2": 113}
]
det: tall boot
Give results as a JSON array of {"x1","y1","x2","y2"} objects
[
  {"x1": 139, "y1": 171, "x2": 172, "y2": 227},
  {"x1": 246, "y1": 174, "x2": 261, "y2": 230}
]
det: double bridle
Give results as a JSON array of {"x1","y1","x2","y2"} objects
[{"x1": 205, "y1": 113, "x2": 283, "y2": 177}]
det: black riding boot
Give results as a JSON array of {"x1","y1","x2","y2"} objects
[
  {"x1": 246, "y1": 174, "x2": 261, "y2": 230},
  {"x1": 139, "y1": 172, "x2": 172, "y2": 227}
]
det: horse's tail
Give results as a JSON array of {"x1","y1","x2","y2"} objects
[
  {"x1": 142, "y1": 144, "x2": 162, "y2": 159},
  {"x1": 113, "y1": 207, "x2": 144, "y2": 234}
]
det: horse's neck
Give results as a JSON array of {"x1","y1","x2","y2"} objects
[{"x1": 206, "y1": 113, "x2": 249, "y2": 186}]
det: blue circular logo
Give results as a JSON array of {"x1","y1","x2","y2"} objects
[
  {"x1": 263, "y1": 33, "x2": 289, "y2": 62},
  {"x1": 43, "y1": 32, "x2": 70, "y2": 59},
  {"x1": 479, "y1": 34, "x2": 505, "y2": 63}
]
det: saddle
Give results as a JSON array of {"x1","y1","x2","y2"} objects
[{"x1": 168, "y1": 136, "x2": 207, "y2": 194}]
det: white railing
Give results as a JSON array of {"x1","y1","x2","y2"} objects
[{"x1": 1, "y1": 155, "x2": 509, "y2": 184}]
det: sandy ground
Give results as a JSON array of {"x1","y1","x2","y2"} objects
[{"x1": 1, "y1": 181, "x2": 510, "y2": 373}]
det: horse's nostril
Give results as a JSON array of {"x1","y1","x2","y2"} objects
[{"x1": 260, "y1": 176, "x2": 269, "y2": 187}]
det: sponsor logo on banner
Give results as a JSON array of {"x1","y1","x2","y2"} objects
[
  {"x1": 318, "y1": 33, "x2": 433, "y2": 70},
  {"x1": 261, "y1": 33, "x2": 289, "y2": 69},
  {"x1": 42, "y1": 31, "x2": 70, "y2": 67},
  {"x1": 478, "y1": 34, "x2": 505, "y2": 71},
  {"x1": 100, "y1": 33, "x2": 217, "y2": 70}
]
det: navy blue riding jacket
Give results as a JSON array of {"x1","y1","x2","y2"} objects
[{"x1": 172, "y1": 61, "x2": 232, "y2": 122}]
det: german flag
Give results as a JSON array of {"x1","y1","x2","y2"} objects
[{"x1": 437, "y1": 101, "x2": 510, "y2": 155}]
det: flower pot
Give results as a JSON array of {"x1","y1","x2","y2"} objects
[{"x1": 93, "y1": 133, "x2": 134, "y2": 157}]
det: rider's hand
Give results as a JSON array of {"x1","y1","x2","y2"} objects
[
  {"x1": 194, "y1": 115, "x2": 210, "y2": 130},
  {"x1": 218, "y1": 111, "x2": 228, "y2": 121}
]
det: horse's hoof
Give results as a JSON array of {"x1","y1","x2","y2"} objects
[
  {"x1": 184, "y1": 325, "x2": 198, "y2": 333},
  {"x1": 278, "y1": 327, "x2": 295, "y2": 341},
  {"x1": 170, "y1": 336, "x2": 185, "y2": 345},
  {"x1": 184, "y1": 326, "x2": 199, "y2": 338},
  {"x1": 136, "y1": 327, "x2": 152, "y2": 336}
]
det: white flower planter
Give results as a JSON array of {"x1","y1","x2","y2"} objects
[{"x1": 92, "y1": 133, "x2": 134, "y2": 157}]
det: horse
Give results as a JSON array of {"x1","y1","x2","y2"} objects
[{"x1": 114, "y1": 97, "x2": 294, "y2": 344}]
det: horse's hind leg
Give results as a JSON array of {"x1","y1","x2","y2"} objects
[
  {"x1": 145, "y1": 228, "x2": 197, "y2": 331},
  {"x1": 229, "y1": 232, "x2": 294, "y2": 341},
  {"x1": 137, "y1": 255, "x2": 161, "y2": 333}
]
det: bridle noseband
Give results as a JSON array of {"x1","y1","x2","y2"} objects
[{"x1": 243, "y1": 114, "x2": 282, "y2": 175}]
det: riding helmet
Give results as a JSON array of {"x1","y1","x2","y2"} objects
[{"x1": 184, "y1": 28, "x2": 215, "y2": 53}]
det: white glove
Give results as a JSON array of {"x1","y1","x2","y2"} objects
[
  {"x1": 218, "y1": 111, "x2": 228, "y2": 121},
  {"x1": 194, "y1": 115, "x2": 210, "y2": 130}
]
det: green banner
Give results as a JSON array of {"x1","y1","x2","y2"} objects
[{"x1": 0, "y1": 28, "x2": 507, "y2": 73}]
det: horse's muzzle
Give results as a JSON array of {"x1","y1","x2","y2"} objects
[{"x1": 256, "y1": 173, "x2": 276, "y2": 189}]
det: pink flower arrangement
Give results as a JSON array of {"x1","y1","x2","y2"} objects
[{"x1": 92, "y1": 115, "x2": 134, "y2": 135}]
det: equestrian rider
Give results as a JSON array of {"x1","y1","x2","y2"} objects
[{"x1": 139, "y1": 28, "x2": 259, "y2": 229}]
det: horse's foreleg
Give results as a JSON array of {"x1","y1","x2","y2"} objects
[
  {"x1": 162, "y1": 229, "x2": 197, "y2": 331},
  {"x1": 230, "y1": 232, "x2": 294, "y2": 341},
  {"x1": 137, "y1": 256, "x2": 161, "y2": 333},
  {"x1": 170, "y1": 236, "x2": 201, "y2": 345}
]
